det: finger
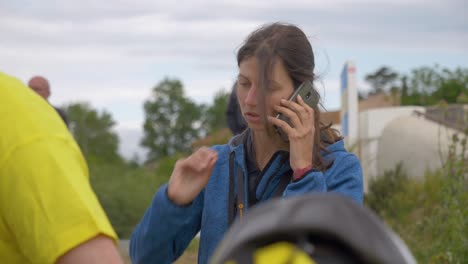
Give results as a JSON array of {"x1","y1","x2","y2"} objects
[
  {"x1": 268, "y1": 116, "x2": 294, "y2": 136},
  {"x1": 190, "y1": 148, "x2": 217, "y2": 170},
  {"x1": 194, "y1": 151, "x2": 217, "y2": 174},
  {"x1": 193, "y1": 147, "x2": 217, "y2": 161},
  {"x1": 283, "y1": 97, "x2": 310, "y2": 123},
  {"x1": 274, "y1": 104, "x2": 302, "y2": 127},
  {"x1": 297, "y1": 95, "x2": 317, "y2": 130},
  {"x1": 207, "y1": 154, "x2": 218, "y2": 169},
  {"x1": 196, "y1": 148, "x2": 218, "y2": 178},
  {"x1": 205, "y1": 149, "x2": 218, "y2": 164},
  {"x1": 297, "y1": 95, "x2": 316, "y2": 118},
  {"x1": 297, "y1": 95, "x2": 315, "y2": 113},
  {"x1": 174, "y1": 159, "x2": 184, "y2": 171}
]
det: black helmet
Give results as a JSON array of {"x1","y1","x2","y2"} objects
[{"x1": 210, "y1": 194, "x2": 415, "y2": 264}]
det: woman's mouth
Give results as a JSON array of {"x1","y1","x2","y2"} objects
[{"x1": 244, "y1": 112, "x2": 261, "y2": 123}]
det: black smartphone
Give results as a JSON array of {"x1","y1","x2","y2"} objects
[{"x1": 274, "y1": 80, "x2": 319, "y2": 142}]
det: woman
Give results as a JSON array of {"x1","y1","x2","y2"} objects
[{"x1": 130, "y1": 22, "x2": 363, "y2": 264}]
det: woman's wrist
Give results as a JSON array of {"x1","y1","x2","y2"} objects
[
  {"x1": 167, "y1": 184, "x2": 187, "y2": 206},
  {"x1": 293, "y1": 163, "x2": 313, "y2": 181}
]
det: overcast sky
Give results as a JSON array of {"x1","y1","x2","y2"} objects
[{"x1": 1, "y1": 0, "x2": 467, "y2": 159}]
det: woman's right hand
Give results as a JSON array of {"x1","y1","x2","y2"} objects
[{"x1": 167, "y1": 147, "x2": 218, "y2": 206}]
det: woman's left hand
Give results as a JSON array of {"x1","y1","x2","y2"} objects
[{"x1": 268, "y1": 95, "x2": 315, "y2": 170}]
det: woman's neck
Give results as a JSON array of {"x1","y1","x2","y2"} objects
[{"x1": 252, "y1": 130, "x2": 288, "y2": 170}]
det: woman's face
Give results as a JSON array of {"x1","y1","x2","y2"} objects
[{"x1": 237, "y1": 56, "x2": 295, "y2": 131}]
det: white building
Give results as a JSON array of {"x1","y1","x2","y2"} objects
[{"x1": 334, "y1": 62, "x2": 466, "y2": 192}]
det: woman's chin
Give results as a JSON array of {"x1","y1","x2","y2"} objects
[
  {"x1": 247, "y1": 123, "x2": 266, "y2": 131},
  {"x1": 249, "y1": 122, "x2": 276, "y2": 133}
]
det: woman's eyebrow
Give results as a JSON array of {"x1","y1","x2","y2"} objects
[{"x1": 237, "y1": 74, "x2": 249, "y2": 80}]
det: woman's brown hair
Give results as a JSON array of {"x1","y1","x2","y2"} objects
[{"x1": 237, "y1": 22, "x2": 342, "y2": 171}]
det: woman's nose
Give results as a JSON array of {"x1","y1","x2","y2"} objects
[{"x1": 245, "y1": 86, "x2": 257, "y2": 106}]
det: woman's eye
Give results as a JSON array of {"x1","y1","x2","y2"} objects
[
  {"x1": 239, "y1": 82, "x2": 250, "y2": 88},
  {"x1": 267, "y1": 86, "x2": 279, "y2": 92}
]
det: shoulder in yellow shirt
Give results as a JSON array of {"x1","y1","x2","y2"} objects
[{"x1": 0, "y1": 72, "x2": 118, "y2": 263}]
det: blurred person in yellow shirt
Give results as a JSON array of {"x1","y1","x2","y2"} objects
[{"x1": 0, "y1": 72, "x2": 123, "y2": 264}]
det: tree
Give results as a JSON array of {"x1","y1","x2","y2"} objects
[
  {"x1": 402, "y1": 65, "x2": 468, "y2": 106},
  {"x1": 201, "y1": 89, "x2": 230, "y2": 134},
  {"x1": 65, "y1": 102, "x2": 121, "y2": 163},
  {"x1": 400, "y1": 76, "x2": 420, "y2": 105},
  {"x1": 141, "y1": 78, "x2": 203, "y2": 162},
  {"x1": 405, "y1": 66, "x2": 440, "y2": 105},
  {"x1": 365, "y1": 66, "x2": 399, "y2": 95}
]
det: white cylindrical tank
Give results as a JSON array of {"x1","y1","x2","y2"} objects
[{"x1": 377, "y1": 115, "x2": 464, "y2": 178}]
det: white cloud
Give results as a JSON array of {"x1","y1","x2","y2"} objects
[
  {"x1": 2, "y1": 0, "x2": 465, "y2": 55},
  {"x1": 183, "y1": 78, "x2": 235, "y2": 103},
  {"x1": 117, "y1": 121, "x2": 143, "y2": 131},
  {"x1": 317, "y1": 79, "x2": 340, "y2": 110},
  {"x1": 116, "y1": 127, "x2": 147, "y2": 160},
  {"x1": 53, "y1": 85, "x2": 149, "y2": 106},
  {"x1": 1, "y1": 0, "x2": 466, "y2": 159}
]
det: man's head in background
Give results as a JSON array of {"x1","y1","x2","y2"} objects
[{"x1": 28, "y1": 76, "x2": 50, "y2": 100}]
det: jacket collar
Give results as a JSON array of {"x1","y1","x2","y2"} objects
[{"x1": 228, "y1": 129, "x2": 291, "y2": 202}]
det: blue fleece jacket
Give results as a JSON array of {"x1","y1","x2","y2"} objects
[{"x1": 129, "y1": 136, "x2": 363, "y2": 264}]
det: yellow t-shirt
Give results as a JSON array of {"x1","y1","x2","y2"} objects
[{"x1": 0, "y1": 72, "x2": 118, "y2": 263}]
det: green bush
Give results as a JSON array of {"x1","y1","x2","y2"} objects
[
  {"x1": 365, "y1": 131, "x2": 467, "y2": 263},
  {"x1": 366, "y1": 163, "x2": 409, "y2": 219},
  {"x1": 89, "y1": 156, "x2": 178, "y2": 238},
  {"x1": 153, "y1": 153, "x2": 185, "y2": 182}
]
